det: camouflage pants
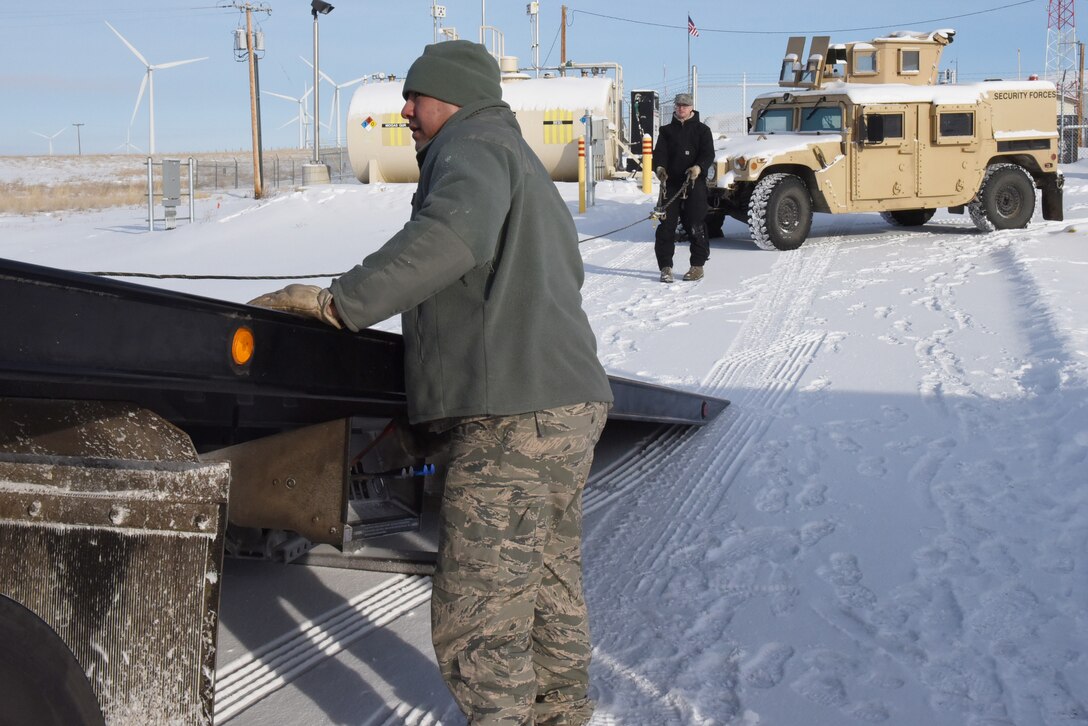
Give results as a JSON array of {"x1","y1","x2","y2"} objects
[{"x1": 431, "y1": 401, "x2": 609, "y2": 726}]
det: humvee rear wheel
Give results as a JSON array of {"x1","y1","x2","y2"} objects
[
  {"x1": 748, "y1": 173, "x2": 813, "y2": 251},
  {"x1": 880, "y1": 209, "x2": 936, "y2": 227},
  {"x1": 969, "y1": 163, "x2": 1036, "y2": 232}
]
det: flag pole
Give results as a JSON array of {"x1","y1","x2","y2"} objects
[{"x1": 687, "y1": 11, "x2": 692, "y2": 92}]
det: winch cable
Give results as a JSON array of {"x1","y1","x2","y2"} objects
[
  {"x1": 83, "y1": 179, "x2": 697, "y2": 279},
  {"x1": 577, "y1": 176, "x2": 693, "y2": 245},
  {"x1": 83, "y1": 270, "x2": 347, "y2": 280}
]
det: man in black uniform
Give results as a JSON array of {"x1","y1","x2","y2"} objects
[{"x1": 652, "y1": 92, "x2": 715, "y2": 283}]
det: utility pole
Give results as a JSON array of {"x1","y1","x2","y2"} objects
[
  {"x1": 245, "y1": 7, "x2": 262, "y2": 198},
  {"x1": 561, "y1": 5, "x2": 567, "y2": 76},
  {"x1": 527, "y1": 2, "x2": 540, "y2": 76},
  {"x1": 226, "y1": 1, "x2": 271, "y2": 199},
  {"x1": 431, "y1": 1, "x2": 446, "y2": 43},
  {"x1": 72, "y1": 123, "x2": 84, "y2": 156}
]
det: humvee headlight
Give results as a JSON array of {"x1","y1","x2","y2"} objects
[
  {"x1": 734, "y1": 157, "x2": 747, "y2": 171},
  {"x1": 707, "y1": 164, "x2": 717, "y2": 182}
]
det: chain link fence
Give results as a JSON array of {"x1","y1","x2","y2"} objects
[
  {"x1": 1059, "y1": 117, "x2": 1083, "y2": 163},
  {"x1": 693, "y1": 74, "x2": 779, "y2": 137},
  {"x1": 644, "y1": 73, "x2": 780, "y2": 139},
  {"x1": 191, "y1": 147, "x2": 356, "y2": 193}
]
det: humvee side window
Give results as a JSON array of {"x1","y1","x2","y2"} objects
[
  {"x1": 854, "y1": 50, "x2": 878, "y2": 74},
  {"x1": 939, "y1": 112, "x2": 974, "y2": 137},
  {"x1": 880, "y1": 114, "x2": 903, "y2": 138},
  {"x1": 754, "y1": 107, "x2": 794, "y2": 132},
  {"x1": 800, "y1": 106, "x2": 843, "y2": 132},
  {"x1": 863, "y1": 113, "x2": 904, "y2": 142},
  {"x1": 900, "y1": 50, "x2": 920, "y2": 74}
]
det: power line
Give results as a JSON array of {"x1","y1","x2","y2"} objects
[{"x1": 572, "y1": 1, "x2": 1036, "y2": 36}]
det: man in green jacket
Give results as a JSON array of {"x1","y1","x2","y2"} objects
[{"x1": 249, "y1": 40, "x2": 612, "y2": 725}]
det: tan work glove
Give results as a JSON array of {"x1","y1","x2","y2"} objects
[
  {"x1": 247, "y1": 284, "x2": 342, "y2": 329},
  {"x1": 686, "y1": 165, "x2": 701, "y2": 180},
  {"x1": 655, "y1": 166, "x2": 668, "y2": 183}
]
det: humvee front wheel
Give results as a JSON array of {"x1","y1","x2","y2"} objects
[
  {"x1": 880, "y1": 209, "x2": 936, "y2": 227},
  {"x1": 748, "y1": 173, "x2": 813, "y2": 251},
  {"x1": 969, "y1": 163, "x2": 1036, "y2": 232}
]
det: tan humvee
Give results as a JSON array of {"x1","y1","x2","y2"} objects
[{"x1": 706, "y1": 29, "x2": 1064, "y2": 250}]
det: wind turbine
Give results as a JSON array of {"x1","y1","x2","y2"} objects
[
  {"x1": 105, "y1": 21, "x2": 207, "y2": 155},
  {"x1": 112, "y1": 127, "x2": 142, "y2": 155},
  {"x1": 263, "y1": 85, "x2": 314, "y2": 150},
  {"x1": 31, "y1": 127, "x2": 67, "y2": 156},
  {"x1": 300, "y1": 56, "x2": 366, "y2": 148}
]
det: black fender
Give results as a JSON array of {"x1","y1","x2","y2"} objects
[{"x1": 1041, "y1": 173, "x2": 1064, "y2": 222}]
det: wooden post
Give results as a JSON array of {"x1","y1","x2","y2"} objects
[
  {"x1": 561, "y1": 5, "x2": 567, "y2": 76},
  {"x1": 246, "y1": 6, "x2": 263, "y2": 199}
]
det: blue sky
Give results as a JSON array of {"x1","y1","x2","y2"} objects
[{"x1": 0, "y1": 1, "x2": 1049, "y2": 157}]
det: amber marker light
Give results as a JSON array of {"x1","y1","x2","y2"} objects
[{"x1": 231, "y1": 326, "x2": 255, "y2": 367}]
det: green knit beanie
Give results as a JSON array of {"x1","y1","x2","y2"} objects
[{"x1": 403, "y1": 40, "x2": 502, "y2": 107}]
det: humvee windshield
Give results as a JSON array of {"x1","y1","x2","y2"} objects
[
  {"x1": 754, "y1": 107, "x2": 794, "y2": 132},
  {"x1": 800, "y1": 106, "x2": 843, "y2": 132}
]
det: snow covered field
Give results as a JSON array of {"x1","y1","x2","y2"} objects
[{"x1": 1, "y1": 155, "x2": 1086, "y2": 725}]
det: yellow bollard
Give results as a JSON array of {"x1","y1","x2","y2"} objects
[
  {"x1": 641, "y1": 134, "x2": 653, "y2": 195},
  {"x1": 578, "y1": 136, "x2": 586, "y2": 214}
]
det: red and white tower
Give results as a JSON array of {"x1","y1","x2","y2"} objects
[{"x1": 1047, "y1": 0, "x2": 1077, "y2": 98}]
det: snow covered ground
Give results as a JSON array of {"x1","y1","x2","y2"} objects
[{"x1": 2, "y1": 155, "x2": 1087, "y2": 725}]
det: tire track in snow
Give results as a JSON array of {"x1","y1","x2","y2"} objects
[
  {"x1": 580, "y1": 236, "x2": 655, "y2": 306},
  {"x1": 588, "y1": 235, "x2": 841, "y2": 600}
]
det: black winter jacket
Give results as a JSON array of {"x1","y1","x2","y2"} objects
[{"x1": 652, "y1": 110, "x2": 714, "y2": 190}]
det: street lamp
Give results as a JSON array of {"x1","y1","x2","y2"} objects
[{"x1": 311, "y1": 0, "x2": 333, "y2": 165}]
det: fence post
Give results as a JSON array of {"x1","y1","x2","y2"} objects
[
  {"x1": 146, "y1": 157, "x2": 154, "y2": 232},
  {"x1": 188, "y1": 157, "x2": 195, "y2": 223}
]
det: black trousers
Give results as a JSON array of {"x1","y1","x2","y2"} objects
[{"x1": 654, "y1": 182, "x2": 710, "y2": 270}]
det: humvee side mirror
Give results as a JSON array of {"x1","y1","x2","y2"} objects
[{"x1": 864, "y1": 115, "x2": 885, "y2": 144}]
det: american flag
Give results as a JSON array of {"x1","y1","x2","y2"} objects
[{"x1": 688, "y1": 15, "x2": 699, "y2": 37}]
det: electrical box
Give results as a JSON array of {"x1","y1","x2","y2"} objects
[
  {"x1": 162, "y1": 158, "x2": 181, "y2": 229},
  {"x1": 630, "y1": 89, "x2": 659, "y2": 156}
]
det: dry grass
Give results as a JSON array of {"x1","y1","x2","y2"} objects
[
  {"x1": 0, "y1": 149, "x2": 338, "y2": 215},
  {"x1": 0, "y1": 179, "x2": 150, "y2": 215}
]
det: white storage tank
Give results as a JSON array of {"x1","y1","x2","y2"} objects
[{"x1": 346, "y1": 75, "x2": 619, "y2": 183}]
